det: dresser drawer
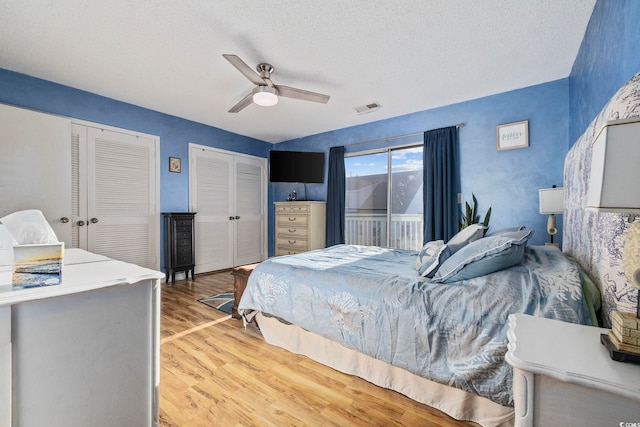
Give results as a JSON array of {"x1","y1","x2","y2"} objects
[
  {"x1": 276, "y1": 225, "x2": 309, "y2": 239},
  {"x1": 176, "y1": 237, "x2": 192, "y2": 247},
  {"x1": 175, "y1": 254, "x2": 194, "y2": 266},
  {"x1": 276, "y1": 237, "x2": 308, "y2": 250},
  {"x1": 277, "y1": 215, "x2": 308, "y2": 226},
  {"x1": 175, "y1": 219, "x2": 193, "y2": 227},
  {"x1": 175, "y1": 225, "x2": 192, "y2": 233},
  {"x1": 175, "y1": 231, "x2": 192, "y2": 239},
  {"x1": 276, "y1": 204, "x2": 310, "y2": 214},
  {"x1": 176, "y1": 245, "x2": 192, "y2": 255},
  {"x1": 276, "y1": 247, "x2": 305, "y2": 256}
]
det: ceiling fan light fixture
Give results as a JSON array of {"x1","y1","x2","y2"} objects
[{"x1": 253, "y1": 86, "x2": 278, "y2": 107}]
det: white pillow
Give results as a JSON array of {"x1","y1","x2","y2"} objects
[
  {"x1": 447, "y1": 223, "x2": 487, "y2": 246},
  {"x1": 416, "y1": 240, "x2": 444, "y2": 270}
]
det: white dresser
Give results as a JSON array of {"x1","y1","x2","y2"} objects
[
  {"x1": 506, "y1": 313, "x2": 640, "y2": 427},
  {"x1": 274, "y1": 201, "x2": 326, "y2": 256},
  {"x1": 0, "y1": 249, "x2": 163, "y2": 427}
]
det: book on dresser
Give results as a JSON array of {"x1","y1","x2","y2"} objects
[{"x1": 274, "y1": 201, "x2": 326, "y2": 256}]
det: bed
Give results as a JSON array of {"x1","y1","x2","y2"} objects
[
  {"x1": 238, "y1": 227, "x2": 594, "y2": 427},
  {"x1": 238, "y1": 70, "x2": 640, "y2": 427}
]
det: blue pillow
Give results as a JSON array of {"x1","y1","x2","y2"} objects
[
  {"x1": 485, "y1": 226, "x2": 526, "y2": 237},
  {"x1": 431, "y1": 230, "x2": 533, "y2": 283},
  {"x1": 417, "y1": 240, "x2": 470, "y2": 277},
  {"x1": 418, "y1": 243, "x2": 451, "y2": 277}
]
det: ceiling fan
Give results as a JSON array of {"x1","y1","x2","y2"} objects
[{"x1": 223, "y1": 54, "x2": 330, "y2": 113}]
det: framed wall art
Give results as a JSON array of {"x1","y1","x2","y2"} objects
[
  {"x1": 169, "y1": 157, "x2": 181, "y2": 173},
  {"x1": 496, "y1": 120, "x2": 529, "y2": 151}
]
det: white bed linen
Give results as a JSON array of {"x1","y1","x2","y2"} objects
[{"x1": 255, "y1": 312, "x2": 514, "y2": 427}]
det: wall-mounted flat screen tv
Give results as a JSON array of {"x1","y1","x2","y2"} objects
[{"x1": 269, "y1": 150, "x2": 325, "y2": 183}]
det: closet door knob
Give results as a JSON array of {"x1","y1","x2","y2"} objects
[
  {"x1": 77, "y1": 220, "x2": 86, "y2": 226},
  {"x1": 229, "y1": 216, "x2": 235, "y2": 221},
  {"x1": 90, "y1": 218, "x2": 99, "y2": 224},
  {"x1": 60, "y1": 217, "x2": 70, "y2": 223},
  {"x1": 235, "y1": 216, "x2": 240, "y2": 220}
]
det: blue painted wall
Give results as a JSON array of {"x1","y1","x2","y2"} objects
[
  {"x1": 0, "y1": 68, "x2": 270, "y2": 271},
  {"x1": 273, "y1": 79, "x2": 569, "y2": 253},
  {"x1": 569, "y1": 0, "x2": 640, "y2": 143}
]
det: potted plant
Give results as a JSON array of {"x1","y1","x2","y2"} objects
[{"x1": 459, "y1": 194, "x2": 491, "y2": 235}]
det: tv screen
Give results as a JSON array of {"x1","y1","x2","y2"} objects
[{"x1": 269, "y1": 151, "x2": 325, "y2": 183}]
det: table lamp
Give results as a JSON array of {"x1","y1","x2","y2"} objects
[
  {"x1": 538, "y1": 186, "x2": 564, "y2": 245},
  {"x1": 586, "y1": 118, "x2": 640, "y2": 362}
]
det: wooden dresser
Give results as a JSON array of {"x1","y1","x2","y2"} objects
[
  {"x1": 162, "y1": 212, "x2": 196, "y2": 283},
  {"x1": 275, "y1": 201, "x2": 326, "y2": 256}
]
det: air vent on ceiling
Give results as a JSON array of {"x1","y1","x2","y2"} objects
[{"x1": 353, "y1": 102, "x2": 382, "y2": 115}]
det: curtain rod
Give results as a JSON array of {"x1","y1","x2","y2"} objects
[{"x1": 346, "y1": 122, "x2": 465, "y2": 149}]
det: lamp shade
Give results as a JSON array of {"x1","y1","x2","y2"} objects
[
  {"x1": 539, "y1": 187, "x2": 564, "y2": 214},
  {"x1": 587, "y1": 118, "x2": 640, "y2": 213}
]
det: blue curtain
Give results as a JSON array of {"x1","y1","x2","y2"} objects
[
  {"x1": 326, "y1": 146, "x2": 346, "y2": 246},
  {"x1": 423, "y1": 126, "x2": 460, "y2": 243}
]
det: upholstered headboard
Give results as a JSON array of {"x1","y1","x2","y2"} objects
[{"x1": 564, "y1": 71, "x2": 640, "y2": 327}]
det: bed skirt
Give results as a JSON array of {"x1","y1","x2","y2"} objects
[{"x1": 255, "y1": 312, "x2": 514, "y2": 427}]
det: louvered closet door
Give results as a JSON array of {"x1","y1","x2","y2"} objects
[
  {"x1": 71, "y1": 124, "x2": 158, "y2": 269},
  {"x1": 86, "y1": 127, "x2": 157, "y2": 268},
  {"x1": 71, "y1": 124, "x2": 88, "y2": 249},
  {"x1": 234, "y1": 156, "x2": 265, "y2": 266},
  {"x1": 191, "y1": 147, "x2": 234, "y2": 272}
]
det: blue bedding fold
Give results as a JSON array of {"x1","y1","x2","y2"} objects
[{"x1": 238, "y1": 244, "x2": 590, "y2": 407}]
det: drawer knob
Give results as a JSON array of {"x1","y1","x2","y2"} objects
[
  {"x1": 288, "y1": 217, "x2": 296, "y2": 221},
  {"x1": 288, "y1": 240, "x2": 296, "y2": 244},
  {"x1": 288, "y1": 228, "x2": 296, "y2": 233}
]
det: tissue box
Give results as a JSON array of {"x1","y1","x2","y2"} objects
[{"x1": 12, "y1": 243, "x2": 64, "y2": 289}]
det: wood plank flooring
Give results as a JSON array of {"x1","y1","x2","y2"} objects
[{"x1": 160, "y1": 271, "x2": 476, "y2": 427}]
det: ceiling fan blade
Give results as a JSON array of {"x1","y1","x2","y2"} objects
[
  {"x1": 228, "y1": 91, "x2": 254, "y2": 113},
  {"x1": 223, "y1": 54, "x2": 266, "y2": 86},
  {"x1": 276, "y1": 85, "x2": 330, "y2": 104}
]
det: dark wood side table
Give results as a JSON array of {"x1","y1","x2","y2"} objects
[
  {"x1": 162, "y1": 212, "x2": 196, "y2": 283},
  {"x1": 231, "y1": 263, "x2": 259, "y2": 319}
]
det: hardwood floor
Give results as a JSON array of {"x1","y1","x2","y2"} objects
[{"x1": 159, "y1": 271, "x2": 475, "y2": 427}]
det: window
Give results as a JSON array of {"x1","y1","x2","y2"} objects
[{"x1": 345, "y1": 145, "x2": 423, "y2": 250}]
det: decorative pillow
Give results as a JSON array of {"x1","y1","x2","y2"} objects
[
  {"x1": 416, "y1": 240, "x2": 444, "y2": 269},
  {"x1": 418, "y1": 240, "x2": 467, "y2": 278},
  {"x1": 485, "y1": 226, "x2": 526, "y2": 237},
  {"x1": 418, "y1": 243, "x2": 452, "y2": 278},
  {"x1": 432, "y1": 230, "x2": 533, "y2": 283},
  {"x1": 447, "y1": 223, "x2": 487, "y2": 246}
]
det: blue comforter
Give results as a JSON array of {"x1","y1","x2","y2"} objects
[{"x1": 238, "y1": 244, "x2": 590, "y2": 407}]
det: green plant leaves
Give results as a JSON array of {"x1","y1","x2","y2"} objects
[{"x1": 459, "y1": 193, "x2": 491, "y2": 233}]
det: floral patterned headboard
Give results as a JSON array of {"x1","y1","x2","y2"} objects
[{"x1": 564, "y1": 71, "x2": 640, "y2": 327}]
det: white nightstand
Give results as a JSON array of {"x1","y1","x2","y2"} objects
[{"x1": 506, "y1": 314, "x2": 640, "y2": 427}]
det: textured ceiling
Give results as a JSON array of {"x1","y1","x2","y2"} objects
[{"x1": 0, "y1": 1, "x2": 596, "y2": 143}]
